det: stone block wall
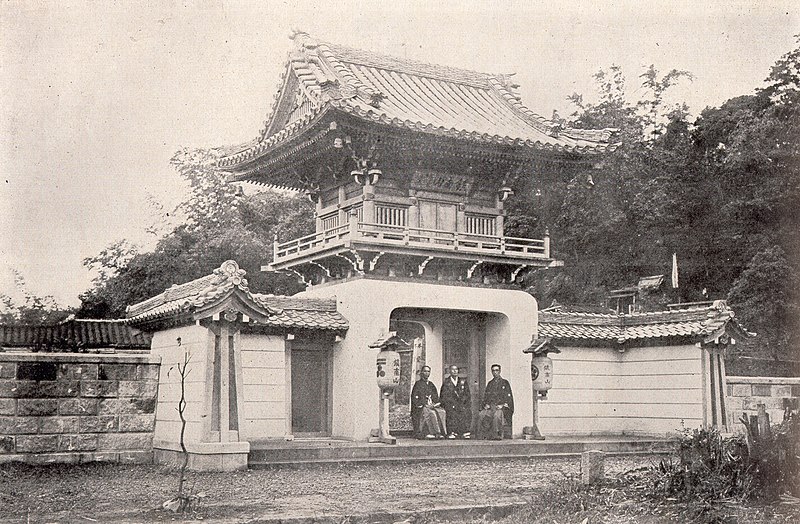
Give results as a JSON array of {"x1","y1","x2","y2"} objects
[
  {"x1": 726, "y1": 376, "x2": 800, "y2": 431},
  {"x1": 0, "y1": 352, "x2": 160, "y2": 464}
]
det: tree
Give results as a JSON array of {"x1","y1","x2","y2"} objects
[
  {"x1": 728, "y1": 247, "x2": 800, "y2": 361},
  {"x1": 0, "y1": 270, "x2": 72, "y2": 325},
  {"x1": 515, "y1": 64, "x2": 694, "y2": 307},
  {"x1": 761, "y1": 34, "x2": 800, "y2": 105},
  {"x1": 516, "y1": 41, "x2": 800, "y2": 362},
  {"x1": 684, "y1": 38, "x2": 800, "y2": 359},
  {"x1": 78, "y1": 148, "x2": 314, "y2": 318}
]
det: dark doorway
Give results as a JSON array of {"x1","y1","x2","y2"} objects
[
  {"x1": 443, "y1": 313, "x2": 485, "y2": 417},
  {"x1": 291, "y1": 348, "x2": 331, "y2": 436}
]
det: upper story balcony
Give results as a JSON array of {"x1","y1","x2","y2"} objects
[{"x1": 268, "y1": 212, "x2": 554, "y2": 275}]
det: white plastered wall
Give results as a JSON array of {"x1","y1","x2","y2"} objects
[
  {"x1": 151, "y1": 325, "x2": 212, "y2": 445},
  {"x1": 300, "y1": 278, "x2": 537, "y2": 440},
  {"x1": 538, "y1": 344, "x2": 705, "y2": 436},
  {"x1": 238, "y1": 333, "x2": 288, "y2": 440}
]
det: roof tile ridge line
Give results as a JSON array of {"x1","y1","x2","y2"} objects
[
  {"x1": 259, "y1": 53, "x2": 296, "y2": 142},
  {"x1": 222, "y1": 103, "x2": 330, "y2": 167},
  {"x1": 126, "y1": 291, "x2": 167, "y2": 317},
  {"x1": 316, "y1": 42, "x2": 378, "y2": 100},
  {"x1": 318, "y1": 40, "x2": 491, "y2": 88},
  {"x1": 241, "y1": 288, "x2": 283, "y2": 316},
  {"x1": 627, "y1": 308, "x2": 710, "y2": 319},
  {"x1": 72, "y1": 318, "x2": 127, "y2": 324},
  {"x1": 543, "y1": 310, "x2": 618, "y2": 318},
  {"x1": 127, "y1": 273, "x2": 216, "y2": 317},
  {"x1": 254, "y1": 294, "x2": 336, "y2": 310},
  {"x1": 487, "y1": 76, "x2": 557, "y2": 136},
  {"x1": 560, "y1": 126, "x2": 620, "y2": 143}
]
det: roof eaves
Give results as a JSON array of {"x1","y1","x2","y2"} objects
[
  {"x1": 538, "y1": 304, "x2": 755, "y2": 344},
  {"x1": 219, "y1": 104, "x2": 332, "y2": 170},
  {"x1": 332, "y1": 100, "x2": 615, "y2": 155}
]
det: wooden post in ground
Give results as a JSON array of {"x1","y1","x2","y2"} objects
[{"x1": 757, "y1": 403, "x2": 771, "y2": 441}]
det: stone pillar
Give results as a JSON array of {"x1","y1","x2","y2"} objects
[
  {"x1": 581, "y1": 450, "x2": 605, "y2": 485},
  {"x1": 456, "y1": 203, "x2": 466, "y2": 233},
  {"x1": 337, "y1": 185, "x2": 347, "y2": 226},
  {"x1": 363, "y1": 185, "x2": 376, "y2": 224},
  {"x1": 152, "y1": 324, "x2": 249, "y2": 471},
  {"x1": 315, "y1": 194, "x2": 323, "y2": 232},
  {"x1": 408, "y1": 197, "x2": 419, "y2": 229}
]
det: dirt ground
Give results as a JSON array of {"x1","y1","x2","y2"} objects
[
  {"x1": 1, "y1": 455, "x2": 797, "y2": 523},
  {"x1": 0, "y1": 455, "x2": 652, "y2": 523}
]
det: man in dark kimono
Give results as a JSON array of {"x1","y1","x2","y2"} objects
[
  {"x1": 439, "y1": 364, "x2": 472, "y2": 438},
  {"x1": 476, "y1": 364, "x2": 514, "y2": 440},
  {"x1": 410, "y1": 366, "x2": 447, "y2": 439}
]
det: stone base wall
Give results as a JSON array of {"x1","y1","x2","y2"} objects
[
  {"x1": 0, "y1": 352, "x2": 160, "y2": 464},
  {"x1": 726, "y1": 376, "x2": 800, "y2": 432},
  {"x1": 153, "y1": 441, "x2": 249, "y2": 472}
]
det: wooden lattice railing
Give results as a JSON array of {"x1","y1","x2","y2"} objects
[{"x1": 273, "y1": 221, "x2": 549, "y2": 263}]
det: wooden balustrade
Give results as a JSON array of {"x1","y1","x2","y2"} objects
[{"x1": 273, "y1": 222, "x2": 549, "y2": 262}]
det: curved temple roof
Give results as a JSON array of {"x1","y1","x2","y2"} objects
[
  {"x1": 219, "y1": 33, "x2": 619, "y2": 170},
  {"x1": 126, "y1": 260, "x2": 348, "y2": 332}
]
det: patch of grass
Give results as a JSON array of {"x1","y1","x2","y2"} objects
[{"x1": 423, "y1": 467, "x2": 800, "y2": 524}]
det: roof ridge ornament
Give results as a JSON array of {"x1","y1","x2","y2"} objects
[
  {"x1": 289, "y1": 29, "x2": 314, "y2": 48},
  {"x1": 495, "y1": 73, "x2": 521, "y2": 98},
  {"x1": 213, "y1": 260, "x2": 248, "y2": 291}
]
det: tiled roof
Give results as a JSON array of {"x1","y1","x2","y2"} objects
[
  {"x1": 637, "y1": 274, "x2": 665, "y2": 292},
  {"x1": 538, "y1": 300, "x2": 751, "y2": 344},
  {"x1": 219, "y1": 33, "x2": 619, "y2": 168},
  {"x1": 125, "y1": 273, "x2": 221, "y2": 320},
  {"x1": 251, "y1": 294, "x2": 347, "y2": 331},
  {"x1": 0, "y1": 317, "x2": 151, "y2": 350},
  {"x1": 126, "y1": 261, "x2": 348, "y2": 332}
]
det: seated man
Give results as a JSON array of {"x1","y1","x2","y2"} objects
[
  {"x1": 440, "y1": 364, "x2": 472, "y2": 439},
  {"x1": 410, "y1": 365, "x2": 447, "y2": 439},
  {"x1": 476, "y1": 364, "x2": 514, "y2": 440}
]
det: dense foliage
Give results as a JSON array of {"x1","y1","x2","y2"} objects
[
  {"x1": 76, "y1": 149, "x2": 314, "y2": 319},
  {"x1": 512, "y1": 40, "x2": 800, "y2": 362},
  {"x1": 657, "y1": 419, "x2": 800, "y2": 505},
  {"x1": 0, "y1": 271, "x2": 69, "y2": 325}
]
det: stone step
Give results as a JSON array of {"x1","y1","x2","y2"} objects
[{"x1": 248, "y1": 437, "x2": 675, "y2": 467}]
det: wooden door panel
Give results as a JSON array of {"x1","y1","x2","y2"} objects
[
  {"x1": 418, "y1": 200, "x2": 437, "y2": 230},
  {"x1": 438, "y1": 203, "x2": 457, "y2": 232},
  {"x1": 291, "y1": 350, "x2": 329, "y2": 435}
]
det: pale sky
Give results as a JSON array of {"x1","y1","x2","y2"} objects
[{"x1": 1, "y1": 0, "x2": 797, "y2": 308}]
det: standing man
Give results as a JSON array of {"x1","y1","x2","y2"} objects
[
  {"x1": 440, "y1": 364, "x2": 472, "y2": 439},
  {"x1": 410, "y1": 366, "x2": 447, "y2": 439},
  {"x1": 476, "y1": 364, "x2": 514, "y2": 440}
]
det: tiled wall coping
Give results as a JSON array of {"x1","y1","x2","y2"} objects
[
  {"x1": 727, "y1": 376, "x2": 800, "y2": 385},
  {"x1": 0, "y1": 351, "x2": 159, "y2": 365}
]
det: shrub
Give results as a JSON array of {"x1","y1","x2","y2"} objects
[{"x1": 657, "y1": 415, "x2": 800, "y2": 503}]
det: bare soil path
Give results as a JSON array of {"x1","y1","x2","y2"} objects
[{"x1": 0, "y1": 456, "x2": 658, "y2": 523}]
